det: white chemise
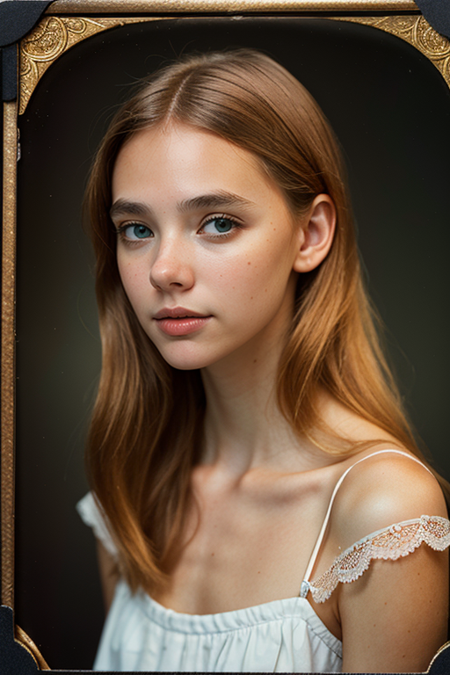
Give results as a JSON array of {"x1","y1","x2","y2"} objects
[{"x1": 77, "y1": 450, "x2": 450, "y2": 672}]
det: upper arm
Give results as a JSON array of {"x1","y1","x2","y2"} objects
[
  {"x1": 97, "y1": 540, "x2": 120, "y2": 614},
  {"x1": 331, "y1": 453, "x2": 449, "y2": 672},
  {"x1": 340, "y1": 543, "x2": 448, "y2": 672}
]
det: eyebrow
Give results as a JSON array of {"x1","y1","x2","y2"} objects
[
  {"x1": 109, "y1": 199, "x2": 150, "y2": 220},
  {"x1": 178, "y1": 191, "x2": 254, "y2": 212},
  {"x1": 110, "y1": 191, "x2": 254, "y2": 221}
]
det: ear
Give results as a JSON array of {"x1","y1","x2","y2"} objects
[{"x1": 293, "y1": 194, "x2": 336, "y2": 273}]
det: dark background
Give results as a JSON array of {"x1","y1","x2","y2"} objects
[{"x1": 13, "y1": 16, "x2": 450, "y2": 670}]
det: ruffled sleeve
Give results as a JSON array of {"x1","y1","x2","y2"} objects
[
  {"x1": 76, "y1": 492, "x2": 119, "y2": 560},
  {"x1": 306, "y1": 515, "x2": 450, "y2": 603}
]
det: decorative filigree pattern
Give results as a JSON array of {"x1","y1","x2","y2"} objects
[
  {"x1": 305, "y1": 515, "x2": 450, "y2": 604},
  {"x1": 18, "y1": 13, "x2": 450, "y2": 116},
  {"x1": 336, "y1": 16, "x2": 450, "y2": 88},
  {"x1": 19, "y1": 16, "x2": 153, "y2": 114}
]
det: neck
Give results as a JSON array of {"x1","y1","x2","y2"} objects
[{"x1": 199, "y1": 322, "x2": 320, "y2": 478}]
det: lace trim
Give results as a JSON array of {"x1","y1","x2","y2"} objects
[{"x1": 304, "y1": 515, "x2": 450, "y2": 604}]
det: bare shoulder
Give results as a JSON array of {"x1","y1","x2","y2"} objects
[
  {"x1": 327, "y1": 450, "x2": 450, "y2": 672},
  {"x1": 330, "y1": 448, "x2": 448, "y2": 551}
]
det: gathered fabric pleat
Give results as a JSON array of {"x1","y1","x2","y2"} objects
[{"x1": 94, "y1": 579, "x2": 342, "y2": 672}]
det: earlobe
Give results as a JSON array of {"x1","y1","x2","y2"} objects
[{"x1": 293, "y1": 194, "x2": 336, "y2": 273}]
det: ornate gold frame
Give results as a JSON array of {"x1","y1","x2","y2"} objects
[
  {"x1": 2, "y1": 0, "x2": 450, "y2": 671},
  {"x1": 17, "y1": 13, "x2": 450, "y2": 117}
]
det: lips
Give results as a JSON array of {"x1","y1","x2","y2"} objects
[
  {"x1": 153, "y1": 307, "x2": 208, "y2": 320},
  {"x1": 153, "y1": 307, "x2": 212, "y2": 336}
]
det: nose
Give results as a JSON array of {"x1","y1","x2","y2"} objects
[{"x1": 150, "y1": 237, "x2": 195, "y2": 292}]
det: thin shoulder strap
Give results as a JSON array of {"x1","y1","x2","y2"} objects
[{"x1": 300, "y1": 449, "x2": 431, "y2": 596}]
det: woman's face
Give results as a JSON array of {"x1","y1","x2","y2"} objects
[{"x1": 111, "y1": 122, "x2": 304, "y2": 372}]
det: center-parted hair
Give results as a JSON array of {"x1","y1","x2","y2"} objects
[{"x1": 85, "y1": 49, "x2": 422, "y2": 592}]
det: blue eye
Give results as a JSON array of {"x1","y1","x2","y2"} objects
[
  {"x1": 202, "y1": 217, "x2": 236, "y2": 235},
  {"x1": 122, "y1": 224, "x2": 153, "y2": 240}
]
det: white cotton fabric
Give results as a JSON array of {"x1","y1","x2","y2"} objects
[
  {"x1": 76, "y1": 491, "x2": 118, "y2": 558},
  {"x1": 76, "y1": 492, "x2": 342, "y2": 672},
  {"x1": 76, "y1": 450, "x2": 448, "y2": 672},
  {"x1": 94, "y1": 577, "x2": 343, "y2": 672}
]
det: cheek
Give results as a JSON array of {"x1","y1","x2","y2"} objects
[
  {"x1": 210, "y1": 240, "x2": 293, "y2": 306},
  {"x1": 117, "y1": 257, "x2": 148, "y2": 305},
  {"x1": 246, "y1": 236, "x2": 295, "y2": 283},
  {"x1": 207, "y1": 256, "x2": 264, "y2": 301}
]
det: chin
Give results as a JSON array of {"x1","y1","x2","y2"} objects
[{"x1": 155, "y1": 345, "x2": 217, "y2": 371}]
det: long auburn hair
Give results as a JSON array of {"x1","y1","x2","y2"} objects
[{"x1": 85, "y1": 49, "x2": 428, "y2": 593}]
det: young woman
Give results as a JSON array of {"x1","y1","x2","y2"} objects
[{"x1": 77, "y1": 49, "x2": 450, "y2": 673}]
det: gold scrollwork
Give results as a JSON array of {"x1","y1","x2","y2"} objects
[
  {"x1": 19, "y1": 16, "x2": 152, "y2": 115},
  {"x1": 19, "y1": 13, "x2": 450, "y2": 116},
  {"x1": 415, "y1": 22, "x2": 450, "y2": 59},
  {"x1": 337, "y1": 16, "x2": 450, "y2": 88}
]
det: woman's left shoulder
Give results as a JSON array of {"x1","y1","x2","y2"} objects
[
  {"x1": 331, "y1": 448, "x2": 448, "y2": 551},
  {"x1": 327, "y1": 450, "x2": 450, "y2": 673}
]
